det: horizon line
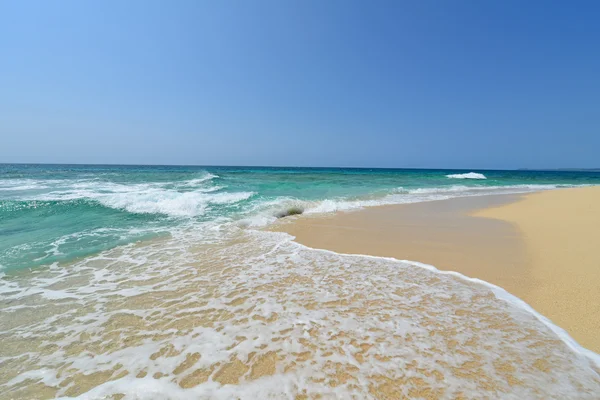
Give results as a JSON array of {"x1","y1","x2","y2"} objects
[{"x1": 1, "y1": 162, "x2": 599, "y2": 172}]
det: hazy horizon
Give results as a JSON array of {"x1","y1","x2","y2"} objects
[{"x1": 2, "y1": 161, "x2": 600, "y2": 172}]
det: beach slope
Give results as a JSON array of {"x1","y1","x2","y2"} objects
[
  {"x1": 273, "y1": 187, "x2": 600, "y2": 353},
  {"x1": 474, "y1": 186, "x2": 600, "y2": 352}
]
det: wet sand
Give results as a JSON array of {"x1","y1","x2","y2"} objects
[
  {"x1": 273, "y1": 187, "x2": 600, "y2": 353},
  {"x1": 2, "y1": 191, "x2": 600, "y2": 398}
]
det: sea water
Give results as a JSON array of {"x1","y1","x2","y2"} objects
[{"x1": 1, "y1": 164, "x2": 599, "y2": 399}]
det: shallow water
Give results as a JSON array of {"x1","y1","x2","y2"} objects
[
  {"x1": 3, "y1": 164, "x2": 599, "y2": 271},
  {"x1": 1, "y1": 165, "x2": 600, "y2": 398}
]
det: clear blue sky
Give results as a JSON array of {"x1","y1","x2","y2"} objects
[{"x1": 1, "y1": 0, "x2": 599, "y2": 169}]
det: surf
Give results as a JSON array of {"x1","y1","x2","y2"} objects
[{"x1": 446, "y1": 172, "x2": 487, "y2": 179}]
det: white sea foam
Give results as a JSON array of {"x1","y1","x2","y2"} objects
[
  {"x1": 27, "y1": 180, "x2": 252, "y2": 217},
  {"x1": 97, "y1": 190, "x2": 254, "y2": 217},
  {"x1": 238, "y1": 184, "x2": 576, "y2": 227},
  {"x1": 407, "y1": 183, "x2": 574, "y2": 194},
  {"x1": 180, "y1": 173, "x2": 219, "y2": 187},
  {"x1": 446, "y1": 172, "x2": 487, "y2": 179},
  {"x1": 310, "y1": 184, "x2": 588, "y2": 213},
  {"x1": 3, "y1": 171, "x2": 600, "y2": 398},
  {"x1": 0, "y1": 178, "x2": 63, "y2": 191},
  {"x1": 0, "y1": 184, "x2": 48, "y2": 191},
  {"x1": 1, "y1": 229, "x2": 598, "y2": 399}
]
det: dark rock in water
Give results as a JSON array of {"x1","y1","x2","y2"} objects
[{"x1": 275, "y1": 206, "x2": 304, "y2": 218}]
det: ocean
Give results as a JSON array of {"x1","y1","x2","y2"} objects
[{"x1": 1, "y1": 164, "x2": 600, "y2": 398}]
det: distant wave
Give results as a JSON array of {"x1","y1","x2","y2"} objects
[
  {"x1": 180, "y1": 173, "x2": 219, "y2": 187},
  {"x1": 0, "y1": 178, "x2": 62, "y2": 191},
  {"x1": 446, "y1": 172, "x2": 487, "y2": 180}
]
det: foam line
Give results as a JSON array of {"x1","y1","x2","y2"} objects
[{"x1": 286, "y1": 237, "x2": 600, "y2": 368}]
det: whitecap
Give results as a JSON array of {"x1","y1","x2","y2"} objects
[
  {"x1": 97, "y1": 190, "x2": 255, "y2": 217},
  {"x1": 446, "y1": 172, "x2": 487, "y2": 179},
  {"x1": 180, "y1": 173, "x2": 219, "y2": 187},
  {"x1": 27, "y1": 180, "x2": 253, "y2": 217}
]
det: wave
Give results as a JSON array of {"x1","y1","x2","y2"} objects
[
  {"x1": 2, "y1": 228, "x2": 598, "y2": 398},
  {"x1": 29, "y1": 182, "x2": 252, "y2": 217},
  {"x1": 13, "y1": 178, "x2": 585, "y2": 225},
  {"x1": 446, "y1": 172, "x2": 487, "y2": 179},
  {"x1": 96, "y1": 190, "x2": 254, "y2": 217},
  {"x1": 179, "y1": 173, "x2": 219, "y2": 187},
  {"x1": 289, "y1": 240, "x2": 600, "y2": 369},
  {"x1": 0, "y1": 184, "x2": 48, "y2": 191},
  {"x1": 239, "y1": 184, "x2": 577, "y2": 227},
  {"x1": 0, "y1": 171, "x2": 218, "y2": 191},
  {"x1": 0, "y1": 178, "x2": 63, "y2": 191},
  {"x1": 405, "y1": 183, "x2": 576, "y2": 194}
]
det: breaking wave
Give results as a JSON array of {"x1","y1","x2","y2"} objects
[
  {"x1": 446, "y1": 172, "x2": 487, "y2": 180},
  {"x1": 238, "y1": 184, "x2": 577, "y2": 227}
]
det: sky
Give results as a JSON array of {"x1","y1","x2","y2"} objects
[{"x1": 1, "y1": 1, "x2": 599, "y2": 169}]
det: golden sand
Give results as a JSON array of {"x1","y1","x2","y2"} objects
[
  {"x1": 474, "y1": 186, "x2": 600, "y2": 353},
  {"x1": 2, "y1": 190, "x2": 600, "y2": 398},
  {"x1": 273, "y1": 187, "x2": 600, "y2": 353},
  {"x1": 7, "y1": 234, "x2": 596, "y2": 398}
]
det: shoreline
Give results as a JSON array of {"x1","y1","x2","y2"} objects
[
  {"x1": 272, "y1": 187, "x2": 600, "y2": 354},
  {"x1": 287, "y1": 242, "x2": 600, "y2": 367},
  {"x1": 473, "y1": 186, "x2": 600, "y2": 354}
]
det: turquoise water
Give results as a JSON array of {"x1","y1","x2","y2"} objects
[
  {"x1": 2, "y1": 164, "x2": 599, "y2": 271},
  {"x1": 2, "y1": 164, "x2": 600, "y2": 398}
]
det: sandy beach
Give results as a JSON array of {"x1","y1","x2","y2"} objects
[{"x1": 273, "y1": 186, "x2": 600, "y2": 353}]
